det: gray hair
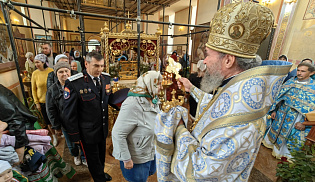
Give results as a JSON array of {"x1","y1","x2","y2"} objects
[
  {"x1": 219, "y1": 53, "x2": 262, "y2": 71},
  {"x1": 25, "y1": 52, "x2": 34, "y2": 59},
  {"x1": 85, "y1": 52, "x2": 103, "y2": 63}
]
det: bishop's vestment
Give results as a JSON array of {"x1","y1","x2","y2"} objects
[{"x1": 155, "y1": 61, "x2": 292, "y2": 182}]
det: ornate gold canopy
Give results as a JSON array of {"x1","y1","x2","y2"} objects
[{"x1": 100, "y1": 22, "x2": 161, "y2": 79}]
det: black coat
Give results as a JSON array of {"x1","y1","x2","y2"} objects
[
  {"x1": 0, "y1": 84, "x2": 37, "y2": 148},
  {"x1": 63, "y1": 70, "x2": 118, "y2": 144},
  {"x1": 47, "y1": 70, "x2": 78, "y2": 89},
  {"x1": 46, "y1": 81, "x2": 64, "y2": 130}
]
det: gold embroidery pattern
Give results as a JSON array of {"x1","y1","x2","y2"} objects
[{"x1": 206, "y1": 2, "x2": 274, "y2": 58}]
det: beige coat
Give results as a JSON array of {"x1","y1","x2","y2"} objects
[{"x1": 112, "y1": 96, "x2": 159, "y2": 164}]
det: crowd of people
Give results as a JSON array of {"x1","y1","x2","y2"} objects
[
  {"x1": 1, "y1": 1, "x2": 314, "y2": 182},
  {"x1": 0, "y1": 43, "x2": 99, "y2": 181}
]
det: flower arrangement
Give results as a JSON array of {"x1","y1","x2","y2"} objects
[{"x1": 276, "y1": 140, "x2": 315, "y2": 182}]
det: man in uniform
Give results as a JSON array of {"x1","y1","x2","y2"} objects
[
  {"x1": 63, "y1": 52, "x2": 115, "y2": 182},
  {"x1": 154, "y1": 2, "x2": 293, "y2": 181}
]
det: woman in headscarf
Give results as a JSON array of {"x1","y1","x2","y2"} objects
[
  {"x1": 25, "y1": 52, "x2": 35, "y2": 74},
  {"x1": 69, "y1": 56, "x2": 82, "y2": 72},
  {"x1": 112, "y1": 71, "x2": 163, "y2": 182},
  {"x1": 74, "y1": 51, "x2": 85, "y2": 70},
  {"x1": 31, "y1": 54, "x2": 58, "y2": 146}
]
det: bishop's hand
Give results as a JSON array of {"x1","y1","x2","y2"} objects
[{"x1": 177, "y1": 77, "x2": 193, "y2": 92}]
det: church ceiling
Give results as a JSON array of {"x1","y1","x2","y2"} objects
[{"x1": 46, "y1": 0, "x2": 179, "y2": 17}]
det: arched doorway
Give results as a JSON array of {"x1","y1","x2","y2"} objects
[{"x1": 87, "y1": 39, "x2": 100, "y2": 53}]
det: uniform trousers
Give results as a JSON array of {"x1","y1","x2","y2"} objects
[{"x1": 81, "y1": 139, "x2": 106, "y2": 182}]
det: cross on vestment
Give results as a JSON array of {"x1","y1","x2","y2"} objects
[
  {"x1": 216, "y1": 100, "x2": 224, "y2": 111},
  {"x1": 243, "y1": 134, "x2": 251, "y2": 145},
  {"x1": 211, "y1": 166, "x2": 220, "y2": 173},
  {"x1": 251, "y1": 86, "x2": 262, "y2": 102},
  {"x1": 213, "y1": 147, "x2": 226, "y2": 154}
]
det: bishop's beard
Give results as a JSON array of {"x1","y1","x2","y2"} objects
[{"x1": 200, "y1": 63, "x2": 224, "y2": 93}]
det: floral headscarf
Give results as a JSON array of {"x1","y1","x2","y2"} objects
[
  {"x1": 128, "y1": 71, "x2": 162, "y2": 99},
  {"x1": 34, "y1": 54, "x2": 48, "y2": 66}
]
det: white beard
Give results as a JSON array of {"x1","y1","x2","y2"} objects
[{"x1": 200, "y1": 63, "x2": 224, "y2": 93}]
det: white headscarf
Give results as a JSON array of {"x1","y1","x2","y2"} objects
[
  {"x1": 74, "y1": 51, "x2": 80, "y2": 58},
  {"x1": 129, "y1": 71, "x2": 162, "y2": 98},
  {"x1": 25, "y1": 52, "x2": 34, "y2": 61}
]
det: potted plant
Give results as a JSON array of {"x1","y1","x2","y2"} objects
[{"x1": 276, "y1": 140, "x2": 315, "y2": 182}]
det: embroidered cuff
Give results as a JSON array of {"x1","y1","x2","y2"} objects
[{"x1": 155, "y1": 137, "x2": 175, "y2": 156}]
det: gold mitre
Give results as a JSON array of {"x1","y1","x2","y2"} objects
[{"x1": 206, "y1": 2, "x2": 274, "y2": 58}]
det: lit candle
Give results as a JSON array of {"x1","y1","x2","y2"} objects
[{"x1": 168, "y1": 73, "x2": 172, "y2": 84}]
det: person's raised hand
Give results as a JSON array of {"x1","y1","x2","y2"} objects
[{"x1": 177, "y1": 77, "x2": 193, "y2": 92}]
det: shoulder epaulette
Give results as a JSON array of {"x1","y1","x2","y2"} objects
[
  {"x1": 101, "y1": 72, "x2": 111, "y2": 77},
  {"x1": 68, "y1": 72, "x2": 83, "y2": 82}
]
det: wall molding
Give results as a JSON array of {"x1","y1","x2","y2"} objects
[
  {"x1": 269, "y1": 2, "x2": 297, "y2": 60},
  {"x1": 0, "y1": 62, "x2": 16, "y2": 73}
]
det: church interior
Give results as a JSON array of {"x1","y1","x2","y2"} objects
[{"x1": 0, "y1": 0, "x2": 315, "y2": 181}]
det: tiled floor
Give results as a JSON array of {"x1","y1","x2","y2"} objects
[
  {"x1": 55, "y1": 137, "x2": 157, "y2": 182},
  {"x1": 55, "y1": 136, "x2": 279, "y2": 182}
]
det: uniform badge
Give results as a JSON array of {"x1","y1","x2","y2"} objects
[
  {"x1": 64, "y1": 87, "x2": 70, "y2": 99},
  {"x1": 80, "y1": 90, "x2": 83, "y2": 94},
  {"x1": 84, "y1": 88, "x2": 88, "y2": 93},
  {"x1": 88, "y1": 88, "x2": 91, "y2": 93}
]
